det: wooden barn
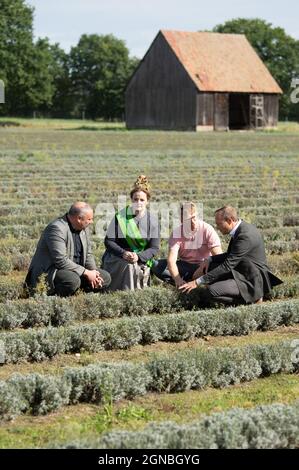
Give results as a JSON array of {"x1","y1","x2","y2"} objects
[{"x1": 125, "y1": 30, "x2": 282, "y2": 131}]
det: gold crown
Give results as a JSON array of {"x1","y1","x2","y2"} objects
[{"x1": 132, "y1": 174, "x2": 151, "y2": 193}]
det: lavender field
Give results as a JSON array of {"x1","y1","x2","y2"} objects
[{"x1": 0, "y1": 119, "x2": 298, "y2": 448}]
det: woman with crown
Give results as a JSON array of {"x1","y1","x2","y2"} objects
[{"x1": 102, "y1": 175, "x2": 160, "y2": 291}]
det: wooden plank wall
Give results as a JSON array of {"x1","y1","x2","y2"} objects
[
  {"x1": 126, "y1": 33, "x2": 197, "y2": 130},
  {"x1": 196, "y1": 93, "x2": 214, "y2": 127},
  {"x1": 214, "y1": 93, "x2": 229, "y2": 130},
  {"x1": 263, "y1": 94, "x2": 279, "y2": 127}
]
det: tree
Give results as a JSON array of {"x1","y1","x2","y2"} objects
[
  {"x1": 0, "y1": 0, "x2": 34, "y2": 114},
  {"x1": 69, "y1": 34, "x2": 138, "y2": 120},
  {"x1": 0, "y1": 0, "x2": 59, "y2": 115},
  {"x1": 26, "y1": 38, "x2": 57, "y2": 112},
  {"x1": 213, "y1": 18, "x2": 299, "y2": 120},
  {"x1": 0, "y1": 3, "x2": 138, "y2": 118},
  {"x1": 37, "y1": 41, "x2": 73, "y2": 117}
]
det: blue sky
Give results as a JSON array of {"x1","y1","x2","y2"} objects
[{"x1": 27, "y1": 0, "x2": 299, "y2": 58}]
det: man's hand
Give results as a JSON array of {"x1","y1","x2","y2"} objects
[
  {"x1": 179, "y1": 280, "x2": 198, "y2": 294},
  {"x1": 123, "y1": 251, "x2": 138, "y2": 263},
  {"x1": 192, "y1": 259, "x2": 209, "y2": 280},
  {"x1": 83, "y1": 269, "x2": 103, "y2": 288}
]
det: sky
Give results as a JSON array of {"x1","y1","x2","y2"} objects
[{"x1": 26, "y1": 0, "x2": 299, "y2": 58}]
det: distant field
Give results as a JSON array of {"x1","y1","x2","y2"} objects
[
  {"x1": 0, "y1": 117, "x2": 298, "y2": 132},
  {"x1": 0, "y1": 117, "x2": 126, "y2": 130},
  {"x1": 0, "y1": 118, "x2": 298, "y2": 448}
]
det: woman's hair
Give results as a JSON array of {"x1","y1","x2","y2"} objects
[{"x1": 130, "y1": 175, "x2": 151, "y2": 199}]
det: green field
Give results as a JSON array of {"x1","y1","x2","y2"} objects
[{"x1": 0, "y1": 119, "x2": 298, "y2": 448}]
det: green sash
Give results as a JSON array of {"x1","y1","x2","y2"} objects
[{"x1": 116, "y1": 207, "x2": 154, "y2": 268}]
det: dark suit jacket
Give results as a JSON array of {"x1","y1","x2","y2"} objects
[{"x1": 201, "y1": 221, "x2": 282, "y2": 303}]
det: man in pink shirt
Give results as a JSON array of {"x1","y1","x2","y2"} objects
[{"x1": 152, "y1": 203, "x2": 222, "y2": 287}]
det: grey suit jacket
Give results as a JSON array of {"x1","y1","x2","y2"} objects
[{"x1": 25, "y1": 214, "x2": 96, "y2": 292}]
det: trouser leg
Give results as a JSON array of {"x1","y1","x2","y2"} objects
[
  {"x1": 54, "y1": 270, "x2": 81, "y2": 297},
  {"x1": 151, "y1": 259, "x2": 173, "y2": 283},
  {"x1": 98, "y1": 268, "x2": 111, "y2": 289},
  {"x1": 176, "y1": 260, "x2": 199, "y2": 281},
  {"x1": 207, "y1": 279, "x2": 243, "y2": 305},
  {"x1": 152, "y1": 259, "x2": 199, "y2": 284},
  {"x1": 54, "y1": 268, "x2": 111, "y2": 296}
]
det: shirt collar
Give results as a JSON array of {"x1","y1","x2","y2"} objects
[
  {"x1": 230, "y1": 219, "x2": 242, "y2": 237},
  {"x1": 66, "y1": 214, "x2": 81, "y2": 234}
]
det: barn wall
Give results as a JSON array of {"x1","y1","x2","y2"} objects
[
  {"x1": 214, "y1": 93, "x2": 229, "y2": 130},
  {"x1": 263, "y1": 94, "x2": 279, "y2": 127},
  {"x1": 196, "y1": 92, "x2": 214, "y2": 130},
  {"x1": 197, "y1": 92, "x2": 231, "y2": 131},
  {"x1": 126, "y1": 33, "x2": 197, "y2": 130}
]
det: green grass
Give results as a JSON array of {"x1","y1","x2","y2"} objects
[
  {"x1": 0, "y1": 117, "x2": 298, "y2": 133},
  {"x1": 0, "y1": 120, "x2": 299, "y2": 154},
  {"x1": 0, "y1": 117, "x2": 126, "y2": 130}
]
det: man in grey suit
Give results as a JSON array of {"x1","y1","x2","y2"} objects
[
  {"x1": 180, "y1": 205, "x2": 282, "y2": 305},
  {"x1": 25, "y1": 202, "x2": 111, "y2": 296}
]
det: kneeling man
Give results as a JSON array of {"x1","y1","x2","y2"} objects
[
  {"x1": 180, "y1": 206, "x2": 282, "y2": 305},
  {"x1": 25, "y1": 202, "x2": 111, "y2": 296}
]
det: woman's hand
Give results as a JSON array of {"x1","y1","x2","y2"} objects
[
  {"x1": 130, "y1": 252, "x2": 139, "y2": 263},
  {"x1": 123, "y1": 251, "x2": 139, "y2": 263}
]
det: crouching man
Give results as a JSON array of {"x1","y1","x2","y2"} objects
[
  {"x1": 25, "y1": 201, "x2": 111, "y2": 296},
  {"x1": 179, "y1": 206, "x2": 282, "y2": 305}
]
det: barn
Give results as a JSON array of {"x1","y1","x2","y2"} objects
[{"x1": 125, "y1": 30, "x2": 282, "y2": 131}]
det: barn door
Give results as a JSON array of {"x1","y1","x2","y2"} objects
[{"x1": 214, "y1": 93, "x2": 229, "y2": 130}]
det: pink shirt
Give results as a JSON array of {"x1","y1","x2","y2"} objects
[{"x1": 169, "y1": 221, "x2": 221, "y2": 264}]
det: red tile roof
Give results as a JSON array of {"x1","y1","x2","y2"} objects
[{"x1": 161, "y1": 30, "x2": 282, "y2": 93}]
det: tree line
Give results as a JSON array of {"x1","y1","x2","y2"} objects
[
  {"x1": 0, "y1": 0, "x2": 138, "y2": 119},
  {"x1": 0, "y1": 0, "x2": 298, "y2": 120}
]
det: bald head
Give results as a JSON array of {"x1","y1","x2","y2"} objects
[
  {"x1": 68, "y1": 202, "x2": 93, "y2": 217},
  {"x1": 68, "y1": 202, "x2": 93, "y2": 231}
]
